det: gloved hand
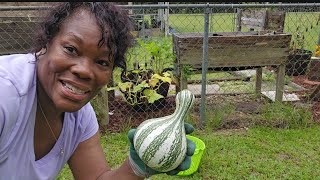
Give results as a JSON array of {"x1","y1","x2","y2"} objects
[{"x1": 128, "y1": 123, "x2": 196, "y2": 178}]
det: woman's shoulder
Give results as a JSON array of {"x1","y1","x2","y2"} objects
[
  {"x1": 0, "y1": 53, "x2": 36, "y2": 96},
  {"x1": 67, "y1": 102, "x2": 99, "y2": 143},
  {"x1": 67, "y1": 102, "x2": 98, "y2": 129}
]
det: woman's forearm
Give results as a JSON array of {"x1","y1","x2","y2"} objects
[{"x1": 97, "y1": 158, "x2": 144, "y2": 180}]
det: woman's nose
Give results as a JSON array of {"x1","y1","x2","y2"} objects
[{"x1": 70, "y1": 58, "x2": 94, "y2": 80}]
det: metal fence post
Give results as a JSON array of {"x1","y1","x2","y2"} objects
[{"x1": 200, "y1": 3, "x2": 210, "y2": 129}]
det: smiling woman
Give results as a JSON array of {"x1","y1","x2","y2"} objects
[
  {"x1": 36, "y1": 9, "x2": 113, "y2": 112},
  {"x1": 0, "y1": 2, "x2": 195, "y2": 180}
]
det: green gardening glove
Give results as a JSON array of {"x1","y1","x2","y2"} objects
[{"x1": 128, "y1": 123, "x2": 196, "y2": 178}]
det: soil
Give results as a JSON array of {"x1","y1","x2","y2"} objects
[
  {"x1": 100, "y1": 75, "x2": 320, "y2": 134},
  {"x1": 292, "y1": 75, "x2": 320, "y2": 122}
]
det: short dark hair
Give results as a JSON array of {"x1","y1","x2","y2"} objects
[{"x1": 32, "y1": 2, "x2": 133, "y2": 70}]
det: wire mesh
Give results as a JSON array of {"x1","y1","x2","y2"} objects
[{"x1": 0, "y1": 3, "x2": 319, "y2": 130}]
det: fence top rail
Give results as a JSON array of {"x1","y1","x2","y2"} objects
[{"x1": 0, "y1": 3, "x2": 319, "y2": 11}]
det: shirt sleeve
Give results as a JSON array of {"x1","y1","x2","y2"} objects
[
  {"x1": 78, "y1": 102, "x2": 99, "y2": 143},
  {"x1": 0, "y1": 77, "x2": 20, "y2": 162}
]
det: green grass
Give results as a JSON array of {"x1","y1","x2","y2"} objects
[
  {"x1": 57, "y1": 99, "x2": 318, "y2": 179},
  {"x1": 57, "y1": 126, "x2": 320, "y2": 179}
]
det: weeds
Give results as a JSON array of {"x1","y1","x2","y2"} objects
[
  {"x1": 196, "y1": 95, "x2": 315, "y2": 131},
  {"x1": 258, "y1": 101, "x2": 314, "y2": 129}
]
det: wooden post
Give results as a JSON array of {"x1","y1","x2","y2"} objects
[
  {"x1": 100, "y1": 90, "x2": 109, "y2": 126},
  {"x1": 164, "y1": 2, "x2": 169, "y2": 36},
  {"x1": 158, "y1": 2, "x2": 164, "y2": 33},
  {"x1": 255, "y1": 67, "x2": 262, "y2": 96},
  {"x1": 178, "y1": 64, "x2": 188, "y2": 92},
  {"x1": 236, "y1": 8, "x2": 242, "y2": 31},
  {"x1": 275, "y1": 64, "x2": 285, "y2": 102},
  {"x1": 128, "y1": 2, "x2": 133, "y2": 15},
  {"x1": 108, "y1": 74, "x2": 115, "y2": 101}
]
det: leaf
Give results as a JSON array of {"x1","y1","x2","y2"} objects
[
  {"x1": 106, "y1": 86, "x2": 119, "y2": 91},
  {"x1": 162, "y1": 71, "x2": 171, "y2": 77},
  {"x1": 152, "y1": 74, "x2": 172, "y2": 83},
  {"x1": 132, "y1": 81, "x2": 149, "y2": 92},
  {"x1": 143, "y1": 89, "x2": 164, "y2": 103},
  {"x1": 132, "y1": 69, "x2": 140, "y2": 74},
  {"x1": 149, "y1": 78, "x2": 159, "y2": 87},
  {"x1": 118, "y1": 82, "x2": 133, "y2": 92},
  {"x1": 160, "y1": 76, "x2": 172, "y2": 83}
]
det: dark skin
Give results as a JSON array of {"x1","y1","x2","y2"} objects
[{"x1": 35, "y1": 9, "x2": 143, "y2": 180}]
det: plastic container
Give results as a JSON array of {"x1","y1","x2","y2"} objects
[{"x1": 177, "y1": 135, "x2": 206, "y2": 176}]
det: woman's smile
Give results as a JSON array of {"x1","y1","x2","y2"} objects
[{"x1": 60, "y1": 80, "x2": 91, "y2": 102}]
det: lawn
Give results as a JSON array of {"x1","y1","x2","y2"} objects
[
  {"x1": 58, "y1": 95, "x2": 320, "y2": 179},
  {"x1": 57, "y1": 126, "x2": 320, "y2": 179}
]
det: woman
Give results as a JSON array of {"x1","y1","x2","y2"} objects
[{"x1": 0, "y1": 2, "x2": 195, "y2": 180}]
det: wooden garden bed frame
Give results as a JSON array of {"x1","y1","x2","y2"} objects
[
  {"x1": 172, "y1": 31, "x2": 292, "y2": 102},
  {"x1": 172, "y1": 9, "x2": 290, "y2": 102}
]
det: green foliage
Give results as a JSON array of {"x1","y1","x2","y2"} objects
[
  {"x1": 205, "y1": 103, "x2": 235, "y2": 130},
  {"x1": 262, "y1": 70, "x2": 276, "y2": 82},
  {"x1": 259, "y1": 101, "x2": 314, "y2": 129},
  {"x1": 108, "y1": 70, "x2": 173, "y2": 106},
  {"x1": 181, "y1": 65, "x2": 195, "y2": 80},
  {"x1": 136, "y1": 37, "x2": 176, "y2": 74},
  {"x1": 218, "y1": 80, "x2": 255, "y2": 93},
  {"x1": 290, "y1": 25, "x2": 307, "y2": 51},
  {"x1": 108, "y1": 37, "x2": 176, "y2": 107}
]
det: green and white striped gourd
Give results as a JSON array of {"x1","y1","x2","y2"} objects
[{"x1": 133, "y1": 89, "x2": 195, "y2": 172}]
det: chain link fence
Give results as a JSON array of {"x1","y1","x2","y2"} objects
[{"x1": 0, "y1": 3, "x2": 319, "y2": 130}]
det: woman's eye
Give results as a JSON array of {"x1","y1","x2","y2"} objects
[
  {"x1": 97, "y1": 60, "x2": 110, "y2": 67},
  {"x1": 65, "y1": 46, "x2": 76, "y2": 54}
]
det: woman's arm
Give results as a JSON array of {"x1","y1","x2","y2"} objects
[{"x1": 68, "y1": 131, "x2": 143, "y2": 180}]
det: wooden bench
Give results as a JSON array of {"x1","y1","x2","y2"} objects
[{"x1": 172, "y1": 31, "x2": 292, "y2": 101}]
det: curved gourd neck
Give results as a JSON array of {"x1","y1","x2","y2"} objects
[{"x1": 172, "y1": 90, "x2": 195, "y2": 122}]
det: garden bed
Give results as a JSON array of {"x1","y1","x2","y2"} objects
[{"x1": 101, "y1": 74, "x2": 320, "y2": 134}]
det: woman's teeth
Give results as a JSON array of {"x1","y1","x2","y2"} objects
[{"x1": 63, "y1": 82, "x2": 86, "y2": 94}]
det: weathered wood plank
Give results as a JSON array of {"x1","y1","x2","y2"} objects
[{"x1": 173, "y1": 33, "x2": 291, "y2": 67}]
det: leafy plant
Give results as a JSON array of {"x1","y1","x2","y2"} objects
[
  {"x1": 181, "y1": 64, "x2": 195, "y2": 80},
  {"x1": 289, "y1": 25, "x2": 313, "y2": 53},
  {"x1": 136, "y1": 37, "x2": 175, "y2": 74},
  {"x1": 108, "y1": 38, "x2": 176, "y2": 108},
  {"x1": 108, "y1": 70, "x2": 172, "y2": 106}
]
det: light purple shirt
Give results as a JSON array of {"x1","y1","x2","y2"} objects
[{"x1": 0, "y1": 53, "x2": 99, "y2": 180}]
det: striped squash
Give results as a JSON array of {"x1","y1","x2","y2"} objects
[{"x1": 133, "y1": 89, "x2": 195, "y2": 172}]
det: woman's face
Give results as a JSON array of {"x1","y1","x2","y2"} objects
[{"x1": 37, "y1": 9, "x2": 113, "y2": 112}]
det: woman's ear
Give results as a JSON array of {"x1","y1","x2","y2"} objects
[{"x1": 36, "y1": 47, "x2": 47, "y2": 57}]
